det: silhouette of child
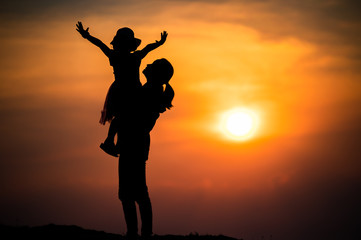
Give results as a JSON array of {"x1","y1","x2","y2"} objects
[
  {"x1": 76, "y1": 22, "x2": 167, "y2": 157},
  {"x1": 117, "y1": 58, "x2": 174, "y2": 239}
]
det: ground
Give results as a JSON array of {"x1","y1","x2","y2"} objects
[{"x1": 0, "y1": 224, "x2": 241, "y2": 240}]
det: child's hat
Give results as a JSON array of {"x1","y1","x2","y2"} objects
[{"x1": 111, "y1": 27, "x2": 141, "y2": 51}]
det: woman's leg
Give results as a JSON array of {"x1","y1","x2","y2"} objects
[
  {"x1": 121, "y1": 199, "x2": 138, "y2": 238},
  {"x1": 136, "y1": 160, "x2": 152, "y2": 237},
  {"x1": 138, "y1": 196, "x2": 153, "y2": 237}
]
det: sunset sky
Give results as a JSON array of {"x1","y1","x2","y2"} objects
[{"x1": 1, "y1": 1, "x2": 360, "y2": 239}]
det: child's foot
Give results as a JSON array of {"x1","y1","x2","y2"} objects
[{"x1": 100, "y1": 139, "x2": 118, "y2": 157}]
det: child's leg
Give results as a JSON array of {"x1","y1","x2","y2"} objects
[
  {"x1": 107, "y1": 118, "x2": 120, "y2": 142},
  {"x1": 100, "y1": 118, "x2": 120, "y2": 157}
]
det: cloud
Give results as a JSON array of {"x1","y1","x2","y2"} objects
[
  {"x1": 234, "y1": 0, "x2": 361, "y2": 66},
  {"x1": 3, "y1": 0, "x2": 360, "y2": 53}
]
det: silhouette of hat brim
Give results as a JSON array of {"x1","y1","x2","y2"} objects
[{"x1": 111, "y1": 37, "x2": 141, "y2": 51}]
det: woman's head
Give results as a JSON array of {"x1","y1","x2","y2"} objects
[
  {"x1": 111, "y1": 27, "x2": 141, "y2": 52},
  {"x1": 143, "y1": 58, "x2": 175, "y2": 112},
  {"x1": 143, "y1": 58, "x2": 174, "y2": 85}
]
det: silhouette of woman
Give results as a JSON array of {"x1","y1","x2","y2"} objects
[
  {"x1": 118, "y1": 59, "x2": 174, "y2": 239},
  {"x1": 76, "y1": 22, "x2": 168, "y2": 157}
]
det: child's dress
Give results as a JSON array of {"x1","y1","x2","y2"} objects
[{"x1": 99, "y1": 50, "x2": 143, "y2": 124}]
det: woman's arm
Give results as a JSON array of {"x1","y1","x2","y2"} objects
[
  {"x1": 76, "y1": 21, "x2": 111, "y2": 57},
  {"x1": 138, "y1": 31, "x2": 168, "y2": 59}
]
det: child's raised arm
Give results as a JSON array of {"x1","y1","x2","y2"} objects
[
  {"x1": 76, "y1": 21, "x2": 111, "y2": 57},
  {"x1": 138, "y1": 31, "x2": 168, "y2": 59}
]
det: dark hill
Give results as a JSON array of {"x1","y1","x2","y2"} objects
[{"x1": 0, "y1": 224, "x2": 241, "y2": 240}]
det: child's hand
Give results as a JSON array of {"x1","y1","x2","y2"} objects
[
  {"x1": 156, "y1": 31, "x2": 168, "y2": 45},
  {"x1": 76, "y1": 21, "x2": 90, "y2": 39}
]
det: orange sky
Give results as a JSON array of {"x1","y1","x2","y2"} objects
[{"x1": 1, "y1": 1, "x2": 361, "y2": 239}]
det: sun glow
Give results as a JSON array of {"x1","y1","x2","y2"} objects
[{"x1": 220, "y1": 108, "x2": 259, "y2": 141}]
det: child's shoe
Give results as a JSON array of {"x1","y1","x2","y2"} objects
[{"x1": 100, "y1": 139, "x2": 118, "y2": 157}]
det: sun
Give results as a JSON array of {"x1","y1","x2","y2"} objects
[{"x1": 220, "y1": 108, "x2": 259, "y2": 141}]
